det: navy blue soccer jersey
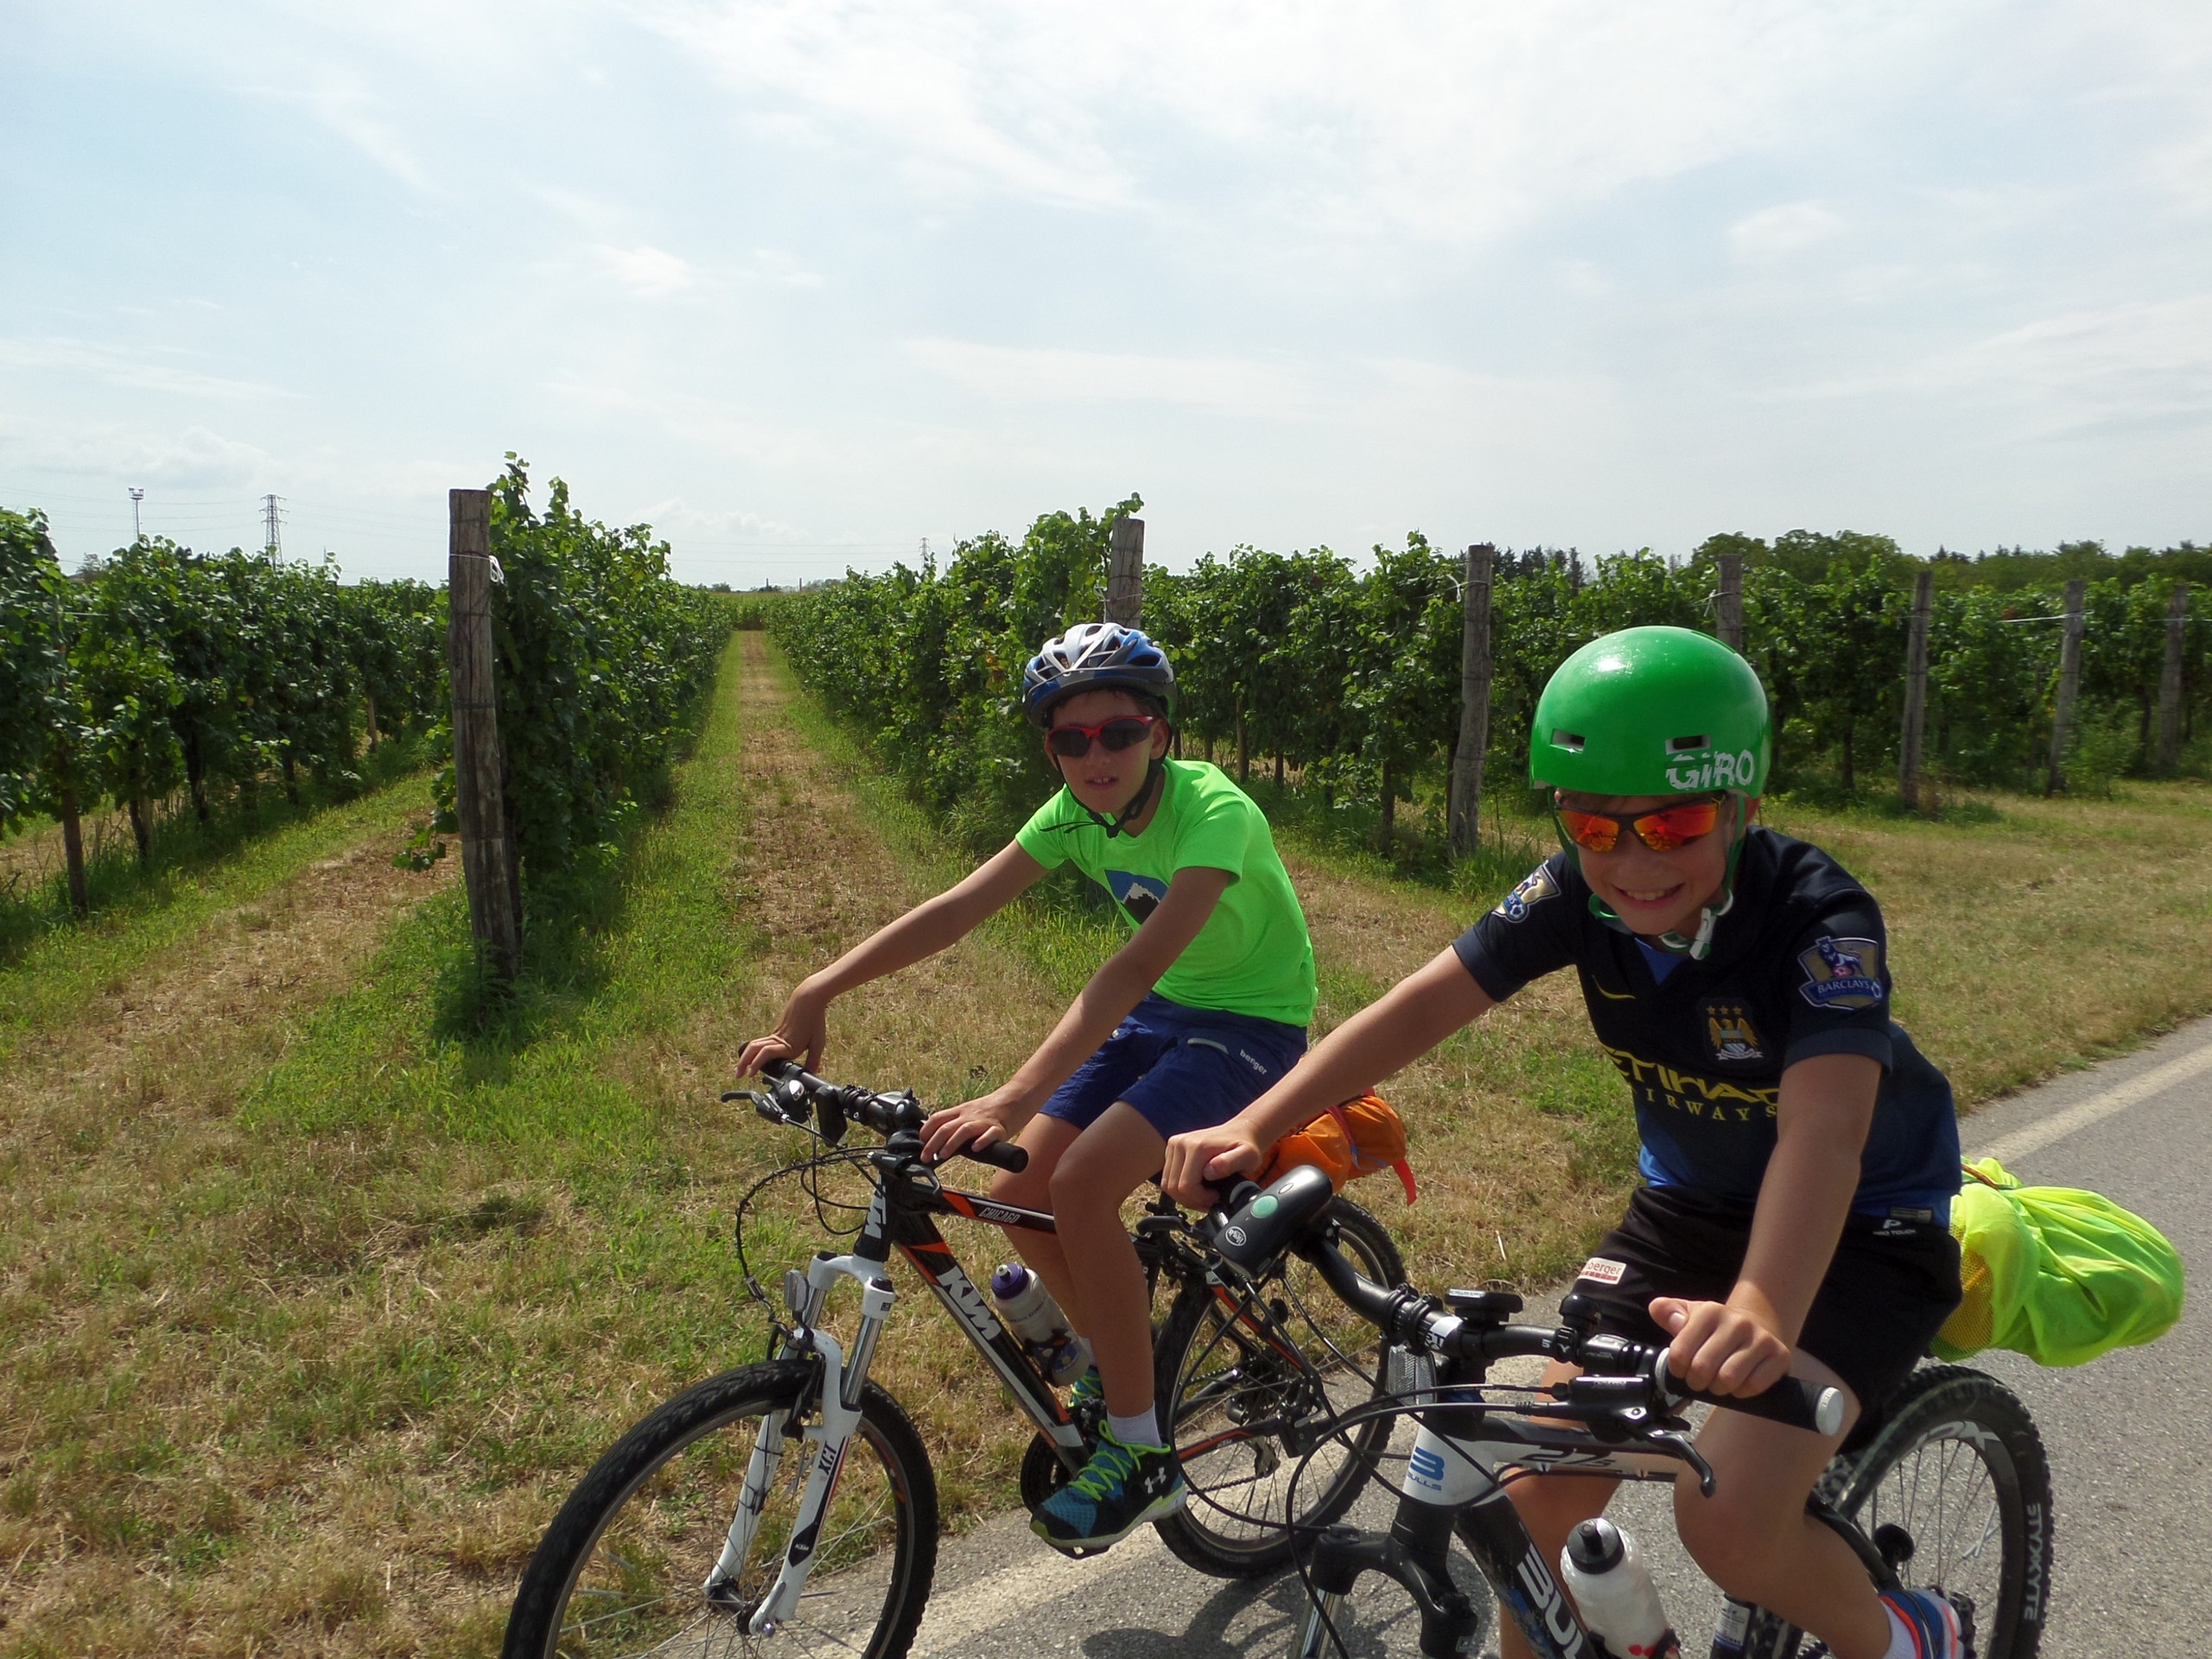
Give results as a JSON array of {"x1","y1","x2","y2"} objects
[{"x1": 1453, "y1": 826, "x2": 1961, "y2": 1223}]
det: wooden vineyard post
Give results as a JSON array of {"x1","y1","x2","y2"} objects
[
  {"x1": 1447, "y1": 543, "x2": 1496, "y2": 858},
  {"x1": 2045, "y1": 578, "x2": 2086, "y2": 797},
  {"x1": 1897, "y1": 568, "x2": 1934, "y2": 811},
  {"x1": 57, "y1": 779, "x2": 88, "y2": 918},
  {"x1": 1715, "y1": 553, "x2": 1744, "y2": 652},
  {"x1": 2158, "y1": 582, "x2": 2189, "y2": 774},
  {"x1": 448, "y1": 487, "x2": 521, "y2": 983},
  {"x1": 1106, "y1": 517, "x2": 1144, "y2": 628}
]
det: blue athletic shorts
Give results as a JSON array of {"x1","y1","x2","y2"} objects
[{"x1": 1039, "y1": 993, "x2": 1308, "y2": 1142}]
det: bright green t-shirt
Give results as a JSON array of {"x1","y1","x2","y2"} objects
[{"x1": 1014, "y1": 760, "x2": 1317, "y2": 1027}]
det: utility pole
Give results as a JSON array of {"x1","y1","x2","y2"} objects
[
  {"x1": 129, "y1": 487, "x2": 144, "y2": 542},
  {"x1": 263, "y1": 493, "x2": 284, "y2": 563}
]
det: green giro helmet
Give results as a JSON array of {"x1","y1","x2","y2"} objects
[{"x1": 1530, "y1": 626, "x2": 1771, "y2": 798}]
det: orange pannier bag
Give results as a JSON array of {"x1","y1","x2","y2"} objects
[{"x1": 1258, "y1": 1093, "x2": 1418, "y2": 1205}]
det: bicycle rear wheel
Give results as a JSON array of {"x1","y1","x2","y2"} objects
[
  {"x1": 502, "y1": 1358, "x2": 938, "y2": 1659},
  {"x1": 1153, "y1": 1195, "x2": 1407, "y2": 1578},
  {"x1": 1749, "y1": 1365, "x2": 2051, "y2": 1659}
]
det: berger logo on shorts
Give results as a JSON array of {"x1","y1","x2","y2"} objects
[
  {"x1": 1106, "y1": 870, "x2": 1169, "y2": 925},
  {"x1": 1797, "y1": 936, "x2": 1883, "y2": 1010},
  {"x1": 1494, "y1": 866, "x2": 1559, "y2": 923},
  {"x1": 1578, "y1": 1256, "x2": 1627, "y2": 1286}
]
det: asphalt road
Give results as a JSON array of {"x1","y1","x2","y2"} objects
[{"x1": 883, "y1": 1018, "x2": 2209, "y2": 1658}]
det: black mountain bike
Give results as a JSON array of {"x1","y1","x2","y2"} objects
[
  {"x1": 1200, "y1": 1166, "x2": 2051, "y2": 1659},
  {"x1": 500, "y1": 1062, "x2": 1405, "y2": 1659}
]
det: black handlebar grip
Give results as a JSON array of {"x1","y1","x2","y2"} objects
[
  {"x1": 967, "y1": 1140, "x2": 1029, "y2": 1173},
  {"x1": 1654, "y1": 1352, "x2": 1846, "y2": 1436}
]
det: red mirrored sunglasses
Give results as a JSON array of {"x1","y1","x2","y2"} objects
[
  {"x1": 1045, "y1": 714, "x2": 1163, "y2": 759},
  {"x1": 1555, "y1": 796, "x2": 1725, "y2": 855}
]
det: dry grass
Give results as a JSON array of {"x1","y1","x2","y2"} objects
[{"x1": 1760, "y1": 785, "x2": 2212, "y2": 1101}]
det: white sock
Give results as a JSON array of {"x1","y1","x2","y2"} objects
[{"x1": 1108, "y1": 1408, "x2": 1161, "y2": 1448}]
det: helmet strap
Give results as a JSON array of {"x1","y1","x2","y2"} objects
[
  {"x1": 1573, "y1": 796, "x2": 1750, "y2": 963},
  {"x1": 1082, "y1": 758, "x2": 1165, "y2": 838}
]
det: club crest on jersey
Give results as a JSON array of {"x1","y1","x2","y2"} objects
[
  {"x1": 1702, "y1": 1001, "x2": 1766, "y2": 1063},
  {"x1": 1797, "y1": 936, "x2": 1883, "y2": 1010},
  {"x1": 1106, "y1": 870, "x2": 1168, "y2": 924},
  {"x1": 1494, "y1": 866, "x2": 1560, "y2": 923}
]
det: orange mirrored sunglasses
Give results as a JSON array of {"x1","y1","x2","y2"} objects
[{"x1": 1555, "y1": 797, "x2": 1725, "y2": 855}]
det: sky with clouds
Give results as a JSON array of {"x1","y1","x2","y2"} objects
[{"x1": 3, "y1": 0, "x2": 2209, "y2": 584}]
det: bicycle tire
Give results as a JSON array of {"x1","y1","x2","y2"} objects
[
  {"x1": 1153, "y1": 1194, "x2": 1408, "y2": 1578},
  {"x1": 1745, "y1": 1365, "x2": 2051, "y2": 1659},
  {"x1": 502, "y1": 1358, "x2": 938, "y2": 1659}
]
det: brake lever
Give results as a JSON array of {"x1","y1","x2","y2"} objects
[{"x1": 1639, "y1": 1427, "x2": 1717, "y2": 1497}]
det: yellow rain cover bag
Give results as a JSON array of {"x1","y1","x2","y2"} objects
[{"x1": 1932, "y1": 1156, "x2": 2185, "y2": 1367}]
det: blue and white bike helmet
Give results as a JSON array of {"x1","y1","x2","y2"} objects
[{"x1": 1021, "y1": 623, "x2": 1178, "y2": 726}]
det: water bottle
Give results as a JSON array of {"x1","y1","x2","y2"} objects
[
  {"x1": 990, "y1": 1263, "x2": 1091, "y2": 1385},
  {"x1": 1559, "y1": 1518, "x2": 1678, "y2": 1659}
]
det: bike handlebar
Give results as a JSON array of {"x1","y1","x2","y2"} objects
[
  {"x1": 729, "y1": 1062, "x2": 1032, "y2": 1174},
  {"x1": 1221, "y1": 1181, "x2": 1842, "y2": 1437}
]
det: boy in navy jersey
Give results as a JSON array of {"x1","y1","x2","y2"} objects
[{"x1": 1165, "y1": 627, "x2": 1966, "y2": 1659}]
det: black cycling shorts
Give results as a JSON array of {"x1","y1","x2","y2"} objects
[{"x1": 1567, "y1": 1184, "x2": 1962, "y2": 1416}]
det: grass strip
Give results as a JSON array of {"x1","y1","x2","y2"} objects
[{"x1": 0, "y1": 744, "x2": 432, "y2": 1061}]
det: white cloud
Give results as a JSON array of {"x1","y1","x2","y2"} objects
[
  {"x1": 640, "y1": 0, "x2": 1977, "y2": 246},
  {"x1": 596, "y1": 244, "x2": 700, "y2": 296},
  {"x1": 0, "y1": 418, "x2": 275, "y2": 486},
  {"x1": 1730, "y1": 201, "x2": 1847, "y2": 262},
  {"x1": 747, "y1": 249, "x2": 823, "y2": 289},
  {"x1": 0, "y1": 338, "x2": 292, "y2": 401},
  {"x1": 1780, "y1": 294, "x2": 2212, "y2": 439},
  {"x1": 904, "y1": 339, "x2": 1313, "y2": 416}
]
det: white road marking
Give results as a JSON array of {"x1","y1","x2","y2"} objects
[{"x1": 1971, "y1": 1039, "x2": 2212, "y2": 1167}]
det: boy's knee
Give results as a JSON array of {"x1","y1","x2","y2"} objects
[
  {"x1": 1674, "y1": 1484, "x2": 1778, "y2": 1590},
  {"x1": 1047, "y1": 1159, "x2": 1098, "y2": 1217}
]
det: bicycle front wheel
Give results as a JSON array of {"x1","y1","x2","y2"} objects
[
  {"x1": 502, "y1": 1358, "x2": 938, "y2": 1659},
  {"x1": 1154, "y1": 1195, "x2": 1407, "y2": 1578},
  {"x1": 1750, "y1": 1365, "x2": 2051, "y2": 1659}
]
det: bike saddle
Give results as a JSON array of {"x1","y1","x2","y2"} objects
[{"x1": 1211, "y1": 1164, "x2": 1337, "y2": 1269}]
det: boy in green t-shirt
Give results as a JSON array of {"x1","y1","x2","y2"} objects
[{"x1": 740, "y1": 622, "x2": 1317, "y2": 1554}]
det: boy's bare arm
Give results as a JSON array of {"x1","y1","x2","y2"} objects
[
  {"x1": 1656, "y1": 1051, "x2": 1879, "y2": 1396},
  {"x1": 1160, "y1": 945, "x2": 1494, "y2": 1206},
  {"x1": 919, "y1": 865, "x2": 1233, "y2": 1160},
  {"x1": 738, "y1": 842, "x2": 1047, "y2": 1075}
]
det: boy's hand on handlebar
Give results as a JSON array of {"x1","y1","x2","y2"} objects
[
  {"x1": 921, "y1": 1091, "x2": 1023, "y2": 1165},
  {"x1": 1161, "y1": 1123, "x2": 1265, "y2": 1209},
  {"x1": 738, "y1": 988, "x2": 829, "y2": 1077},
  {"x1": 1651, "y1": 1296, "x2": 1793, "y2": 1398}
]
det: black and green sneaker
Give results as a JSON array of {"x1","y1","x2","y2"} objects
[{"x1": 1031, "y1": 1426, "x2": 1185, "y2": 1554}]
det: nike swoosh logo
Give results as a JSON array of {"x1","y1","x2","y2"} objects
[{"x1": 1593, "y1": 984, "x2": 1635, "y2": 1001}]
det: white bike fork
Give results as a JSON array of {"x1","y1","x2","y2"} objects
[{"x1": 706, "y1": 1241, "x2": 899, "y2": 1633}]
